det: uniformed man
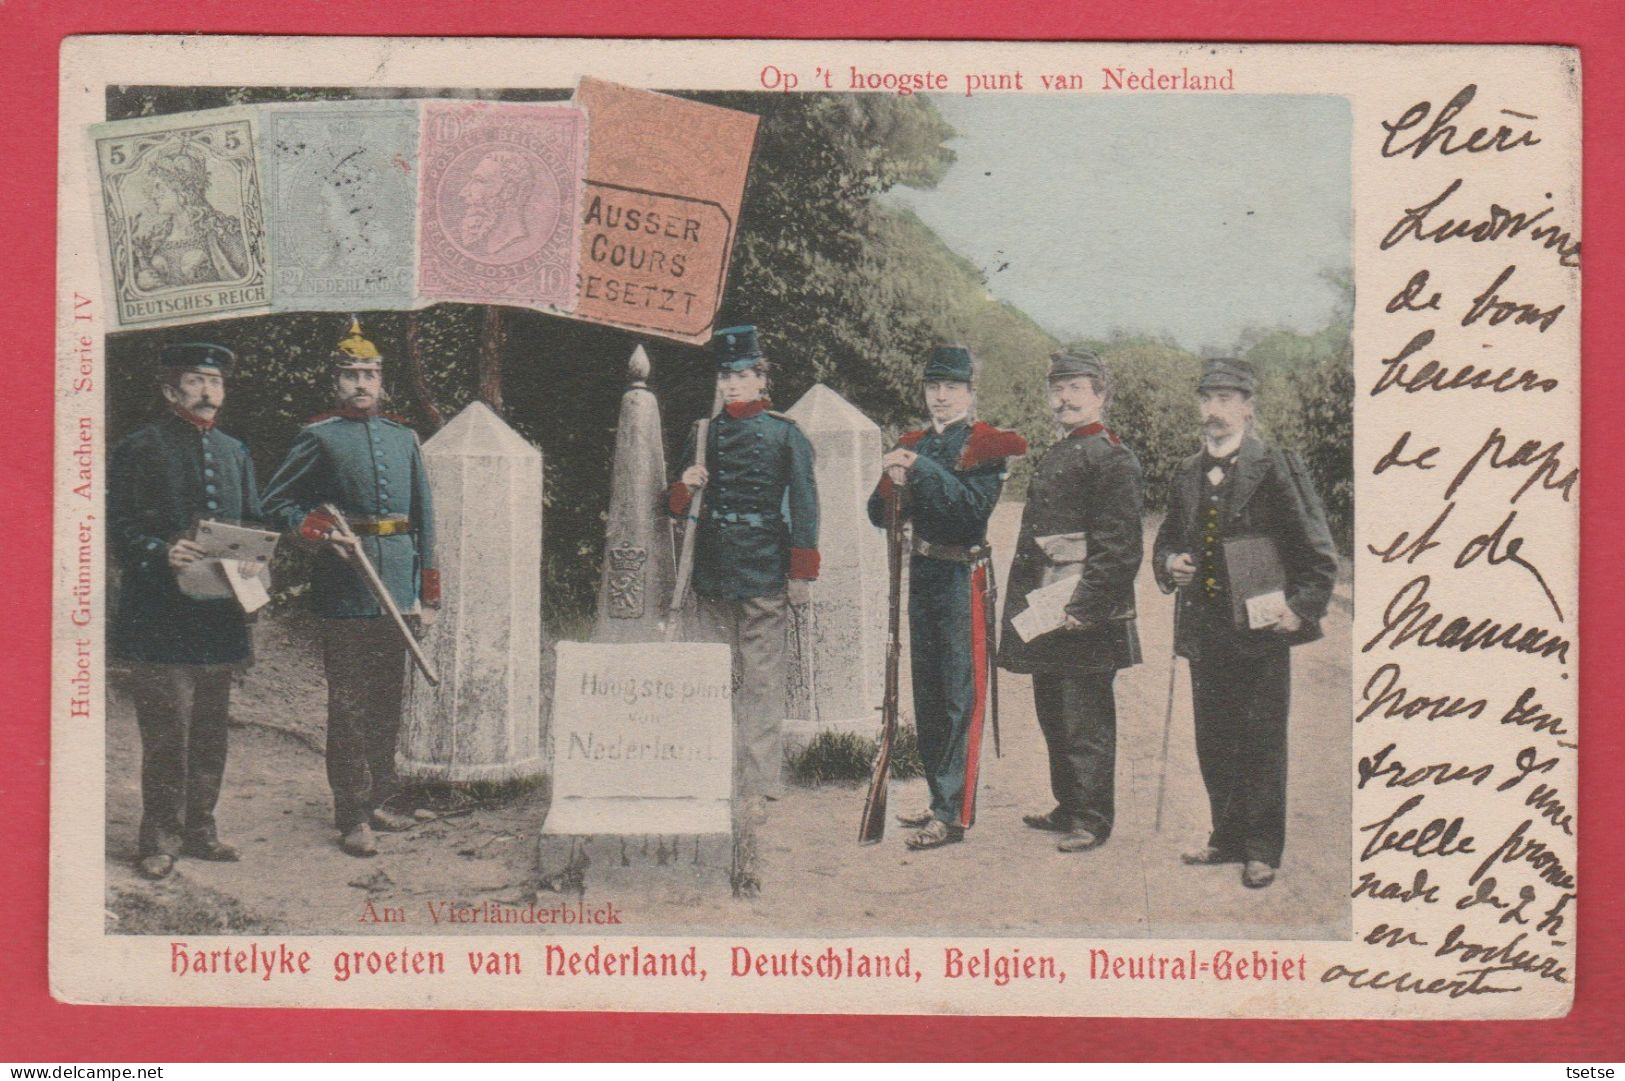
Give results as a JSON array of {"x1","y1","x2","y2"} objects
[
  {"x1": 1152, "y1": 357, "x2": 1338, "y2": 889},
  {"x1": 866, "y1": 345, "x2": 1027, "y2": 850},
  {"x1": 668, "y1": 325, "x2": 819, "y2": 809},
  {"x1": 262, "y1": 319, "x2": 439, "y2": 858},
  {"x1": 998, "y1": 348, "x2": 1143, "y2": 853},
  {"x1": 109, "y1": 342, "x2": 262, "y2": 879}
]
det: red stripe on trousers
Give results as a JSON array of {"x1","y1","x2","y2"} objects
[{"x1": 961, "y1": 563, "x2": 989, "y2": 828}]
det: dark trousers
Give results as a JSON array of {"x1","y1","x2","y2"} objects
[
  {"x1": 909, "y1": 558, "x2": 990, "y2": 829},
  {"x1": 1188, "y1": 620, "x2": 1291, "y2": 867},
  {"x1": 129, "y1": 664, "x2": 233, "y2": 857},
  {"x1": 321, "y1": 617, "x2": 406, "y2": 832},
  {"x1": 1031, "y1": 669, "x2": 1118, "y2": 840}
]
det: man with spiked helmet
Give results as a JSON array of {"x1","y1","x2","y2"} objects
[{"x1": 263, "y1": 317, "x2": 439, "y2": 858}]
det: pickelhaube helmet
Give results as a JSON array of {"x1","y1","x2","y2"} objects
[{"x1": 332, "y1": 316, "x2": 383, "y2": 372}]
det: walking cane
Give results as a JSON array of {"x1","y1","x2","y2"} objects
[{"x1": 1153, "y1": 588, "x2": 1181, "y2": 833}]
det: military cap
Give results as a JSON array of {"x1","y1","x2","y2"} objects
[
  {"x1": 923, "y1": 344, "x2": 975, "y2": 384},
  {"x1": 332, "y1": 316, "x2": 383, "y2": 371},
  {"x1": 160, "y1": 341, "x2": 236, "y2": 375},
  {"x1": 1048, "y1": 347, "x2": 1105, "y2": 383},
  {"x1": 713, "y1": 325, "x2": 764, "y2": 371},
  {"x1": 1198, "y1": 357, "x2": 1256, "y2": 396}
]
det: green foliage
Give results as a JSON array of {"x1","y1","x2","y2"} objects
[
  {"x1": 104, "y1": 86, "x2": 1353, "y2": 635},
  {"x1": 787, "y1": 725, "x2": 924, "y2": 786}
]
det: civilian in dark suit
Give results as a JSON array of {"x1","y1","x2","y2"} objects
[{"x1": 1151, "y1": 358, "x2": 1338, "y2": 888}]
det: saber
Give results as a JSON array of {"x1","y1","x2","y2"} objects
[
  {"x1": 982, "y1": 553, "x2": 1002, "y2": 759},
  {"x1": 321, "y1": 503, "x2": 439, "y2": 687}
]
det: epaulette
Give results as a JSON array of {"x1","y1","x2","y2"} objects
[
  {"x1": 959, "y1": 421, "x2": 1029, "y2": 470},
  {"x1": 896, "y1": 428, "x2": 927, "y2": 449},
  {"x1": 765, "y1": 410, "x2": 799, "y2": 425},
  {"x1": 304, "y1": 413, "x2": 344, "y2": 427}
]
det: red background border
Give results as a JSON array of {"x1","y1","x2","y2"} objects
[{"x1": 2, "y1": 0, "x2": 1619, "y2": 1062}]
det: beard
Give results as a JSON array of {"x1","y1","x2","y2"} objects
[{"x1": 459, "y1": 204, "x2": 495, "y2": 248}]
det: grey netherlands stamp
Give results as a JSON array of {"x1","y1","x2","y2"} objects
[{"x1": 266, "y1": 101, "x2": 420, "y2": 312}]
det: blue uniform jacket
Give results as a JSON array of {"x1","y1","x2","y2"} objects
[
  {"x1": 669, "y1": 401, "x2": 819, "y2": 601},
  {"x1": 865, "y1": 419, "x2": 1024, "y2": 549},
  {"x1": 108, "y1": 411, "x2": 263, "y2": 665},
  {"x1": 262, "y1": 410, "x2": 436, "y2": 619}
]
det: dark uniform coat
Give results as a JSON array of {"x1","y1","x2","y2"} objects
[
  {"x1": 109, "y1": 411, "x2": 263, "y2": 665},
  {"x1": 1151, "y1": 435, "x2": 1337, "y2": 658},
  {"x1": 670, "y1": 400, "x2": 819, "y2": 600},
  {"x1": 262, "y1": 409, "x2": 437, "y2": 618},
  {"x1": 998, "y1": 422, "x2": 1144, "y2": 674},
  {"x1": 866, "y1": 418, "x2": 1027, "y2": 830}
]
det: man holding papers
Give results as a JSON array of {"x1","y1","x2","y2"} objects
[
  {"x1": 999, "y1": 348, "x2": 1144, "y2": 854},
  {"x1": 109, "y1": 342, "x2": 265, "y2": 880},
  {"x1": 1151, "y1": 357, "x2": 1338, "y2": 889}
]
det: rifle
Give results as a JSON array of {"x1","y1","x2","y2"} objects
[
  {"x1": 321, "y1": 504, "x2": 440, "y2": 687},
  {"x1": 666, "y1": 416, "x2": 709, "y2": 642},
  {"x1": 859, "y1": 483, "x2": 907, "y2": 845}
]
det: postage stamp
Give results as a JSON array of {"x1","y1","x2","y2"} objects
[
  {"x1": 265, "y1": 100, "x2": 420, "y2": 312},
  {"x1": 53, "y1": 37, "x2": 1579, "y2": 1019},
  {"x1": 416, "y1": 100, "x2": 585, "y2": 308},
  {"x1": 88, "y1": 106, "x2": 270, "y2": 328}
]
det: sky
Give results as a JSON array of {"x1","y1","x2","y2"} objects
[{"x1": 886, "y1": 94, "x2": 1351, "y2": 354}]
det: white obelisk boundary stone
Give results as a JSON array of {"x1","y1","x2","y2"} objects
[
  {"x1": 401, "y1": 400, "x2": 545, "y2": 783},
  {"x1": 592, "y1": 346, "x2": 675, "y2": 642},
  {"x1": 782, "y1": 384, "x2": 888, "y2": 748}
]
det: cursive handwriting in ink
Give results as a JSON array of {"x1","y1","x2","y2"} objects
[
  {"x1": 1380, "y1": 179, "x2": 1579, "y2": 269},
  {"x1": 1497, "y1": 687, "x2": 1569, "y2": 739},
  {"x1": 1470, "y1": 819, "x2": 1574, "y2": 890},
  {"x1": 1369, "y1": 330, "x2": 1558, "y2": 396},
  {"x1": 1357, "y1": 663, "x2": 1486, "y2": 724},
  {"x1": 1359, "y1": 794, "x2": 1476, "y2": 861},
  {"x1": 1444, "y1": 428, "x2": 1577, "y2": 503},
  {"x1": 1364, "y1": 575, "x2": 1571, "y2": 664},
  {"x1": 1461, "y1": 265, "x2": 1565, "y2": 332},
  {"x1": 1381, "y1": 85, "x2": 1541, "y2": 159},
  {"x1": 1453, "y1": 510, "x2": 1563, "y2": 620},
  {"x1": 1368, "y1": 503, "x2": 1450, "y2": 566},
  {"x1": 1386, "y1": 269, "x2": 1442, "y2": 312},
  {"x1": 1353, "y1": 869, "x2": 1441, "y2": 904},
  {"x1": 1373, "y1": 430, "x2": 1439, "y2": 474},
  {"x1": 1358, "y1": 742, "x2": 1493, "y2": 790}
]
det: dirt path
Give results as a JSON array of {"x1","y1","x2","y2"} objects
[{"x1": 106, "y1": 505, "x2": 1351, "y2": 940}]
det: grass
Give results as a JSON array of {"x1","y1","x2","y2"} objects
[{"x1": 788, "y1": 725, "x2": 925, "y2": 786}]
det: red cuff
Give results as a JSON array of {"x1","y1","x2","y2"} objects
[
  {"x1": 789, "y1": 548, "x2": 821, "y2": 581},
  {"x1": 421, "y1": 568, "x2": 442, "y2": 607},
  {"x1": 875, "y1": 474, "x2": 896, "y2": 499},
  {"x1": 668, "y1": 481, "x2": 693, "y2": 516},
  {"x1": 299, "y1": 509, "x2": 339, "y2": 544}
]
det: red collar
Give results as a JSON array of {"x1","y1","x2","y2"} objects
[
  {"x1": 723, "y1": 399, "x2": 771, "y2": 419},
  {"x1": 1069, "y1": 421, "x2": 1107, "y2": 439},
  {"x1": 170, "y1": 405, "x2": 216, "y2": 431}
]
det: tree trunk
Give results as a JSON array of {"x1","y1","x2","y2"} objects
[{"x1": 479, "y1": 306, "x2": 506, "y2": 415}]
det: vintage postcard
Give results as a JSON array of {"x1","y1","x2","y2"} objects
[{"x1": 52, "y1": 37, "x2": 1579, "y2": 1018}]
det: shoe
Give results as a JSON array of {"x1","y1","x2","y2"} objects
[
  {"x1": 181, "y1": 837, "x2": 240, "y2": 862},
  {"x1": 1181, "y1": 845, "x2": 1242, "y2": 866},
  {"x1": 1023, "y1": 808, "x2": 1073, "y2": 833},
  {"x1": 339, "y1": 822, "x2": 377, "y2": 857},
  {"x1": 1242, "y1": 860, "x2": 1277, "y2": 889},
  {"x1": 137, "y1": 854, "x2": 175, "y2": 880},
  {"x1": 904, "y1": 819, "x2": 964, "y2": 850},
  {"x1": 370, "y1": 808, "x2": 417, "y2": 833},
  {"x1": 1057, "y1": 829, "x2": 1104, "y2": 853},
  {"x1": 895, "y1": 807, "x2": 934, "y2": 829}
]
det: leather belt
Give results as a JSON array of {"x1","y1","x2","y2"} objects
[
  {"x1": 348, "y1": 515, "x2": 412, "y2": 536},
  {"x1": 708, "y1": 511, "x2": 782, "y2": 526},
  {"x1": 911, "y1": 537, "x2": 989, "y2": 563}
]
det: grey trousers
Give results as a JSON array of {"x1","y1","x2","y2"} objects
[
  {"x1": 128, "y1": 663, "x2": 234, "y2": 857},
  {"x1": 320, "y1": 617, "x2": 406, "y2": 832},
  {"x1": 692, "y1": 592, "x2": 789, "y2": 800}
]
